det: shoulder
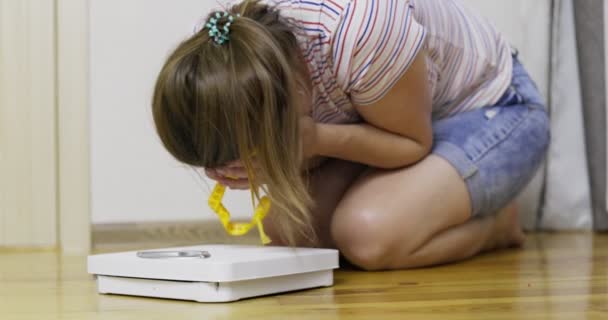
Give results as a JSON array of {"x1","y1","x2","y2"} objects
[{"x1": 329, "y1": 0, "x2": 426, "y2": 104}]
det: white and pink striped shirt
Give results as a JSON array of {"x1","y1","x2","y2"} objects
[{"x1": 266, "y1": 0, "x2": 513, "y2": 122}]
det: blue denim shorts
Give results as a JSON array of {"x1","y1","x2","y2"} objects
[{"x1": 431, "y1": 56, "x2": 551, "y2": 217}]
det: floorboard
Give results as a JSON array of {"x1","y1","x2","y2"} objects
[{"x1": 1, "y1": 233, "x2": 607, "y2": 319}]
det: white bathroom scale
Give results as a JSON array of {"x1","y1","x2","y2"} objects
[{"x1": 87, "y1": 245, "x2": 339, "y2": 302}]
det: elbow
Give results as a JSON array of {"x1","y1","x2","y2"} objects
[
  {"x1": 413, "y1": 133, "x2": 433, "y2": 164},
  {"x1": 419, "y1": 132, "x2": 434, "y2": 157},
  {"x1": 378, "y1": 143, "x2": 433, "y2": 170},
  {"x1": 415, "y1": 127, "x2": 434, "y2": 161},
  {"x1": 386, "y1": 134, "x2": 433, "y2": 169}
]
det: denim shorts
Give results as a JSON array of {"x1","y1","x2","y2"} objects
[{"x1": 431, "y1": 56, "x2": 551, "y2": 217}]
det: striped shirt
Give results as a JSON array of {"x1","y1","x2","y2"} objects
[{"x1": 266, "y1": 0, "x2": 513, "y2": 122}]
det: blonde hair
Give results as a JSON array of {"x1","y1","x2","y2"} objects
[{"x1": 152, "y1": 0, "x2": 315, "y2": 245}]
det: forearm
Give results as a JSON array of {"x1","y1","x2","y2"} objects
[{"x1": 315, "y1": 123, "x2": 431, "y2": 169}]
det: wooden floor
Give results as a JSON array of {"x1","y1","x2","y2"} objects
[{"x1": 1, "y1": 233, "x2": 607, "y2": 319}]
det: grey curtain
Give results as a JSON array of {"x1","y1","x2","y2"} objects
[
  {"x1": 541, "y1": 0, "x2": 607, "y2": 231},
  {"x1": 573, "y1": 0, "x2": 608, "y2": 230},
  {"x1": 542, "y1": 0, "x2": 592, "y2": 230}
]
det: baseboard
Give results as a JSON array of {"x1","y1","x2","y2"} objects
[{"x1": 92, "y1": 220, "x2": 259, "y2": 253}]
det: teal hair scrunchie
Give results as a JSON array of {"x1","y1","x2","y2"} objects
[{"x1": 205, "y1": 11, "x2": 240, "y2": 45}]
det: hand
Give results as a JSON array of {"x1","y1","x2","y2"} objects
[
  {"x1": 205, "y1": 160, "x2": 256, "y2": 190},
  {"x1": 299, "y1": 115, "x2": 319, "y2": 159}
]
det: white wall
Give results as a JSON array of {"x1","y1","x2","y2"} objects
[
  {"x1": 90, "y1": 0, "x2": 551, "y2": 224},
  {"x1": 90, "y1": 0, "x2": 253, "y2": 223},
  {"x1": 462, "y1": 0, "x2": 551, "y2": 99}
]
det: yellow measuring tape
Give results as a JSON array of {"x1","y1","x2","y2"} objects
[{"x1": 208, "y1": 183, "x2": 272, "y2": 245}]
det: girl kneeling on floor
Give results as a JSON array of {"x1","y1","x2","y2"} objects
[{"x1": 152, "y1": 0, "x2": 550, "y2": 270}]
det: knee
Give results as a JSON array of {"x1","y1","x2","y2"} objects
[{"x1": 331, "y1": 208, "x2": 396, "y2": 271}]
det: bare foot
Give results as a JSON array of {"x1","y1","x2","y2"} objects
[{"x1": 483, "y1": 202, "x2": 526, "y2": 251}]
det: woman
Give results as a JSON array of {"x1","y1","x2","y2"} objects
[{"x1": 152, "y1": 0, "x2": 550, "y2": 270}]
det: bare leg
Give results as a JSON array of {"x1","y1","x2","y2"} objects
[
  {"x1": 395, "y1": 202, "x2": 525, "y2": 269},
  {"x1": 264, "y1": 159, "x2": 367, "y2": 247},
  {"x1": 331, "y1": 155, "x2": 526, "y2": 270}
]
